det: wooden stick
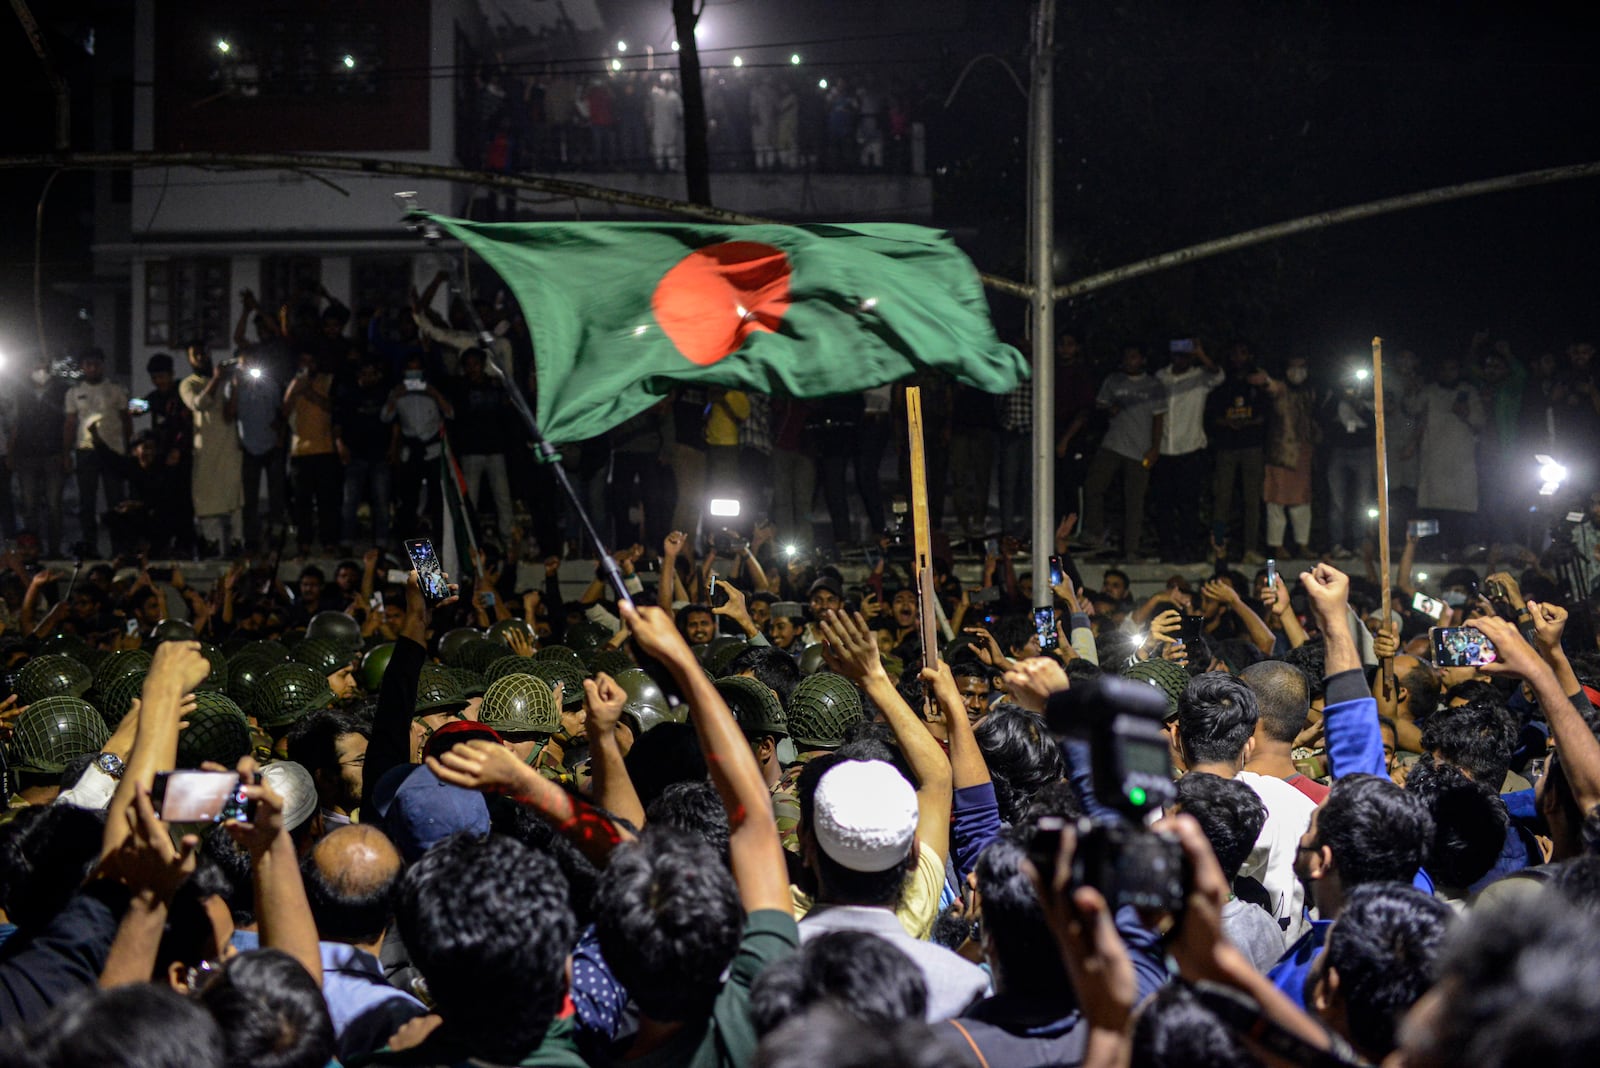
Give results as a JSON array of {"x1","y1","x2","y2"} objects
[
  {"x1": 905, "y1": 387, "x2": 940, "y2": 674},
  {"x1": 1373, "y1": 336, "x2": 1395, "y2": 698}
]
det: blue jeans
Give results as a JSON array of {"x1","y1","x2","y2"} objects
[
  {"x1": 342, "y1": 456, "x2": 392, "y2": 547},
  {"x1": 1326, "y1": 445, "x2": 1374, "y2": 548}
]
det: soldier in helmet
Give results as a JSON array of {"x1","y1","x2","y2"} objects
[
  {"x1": 6, "y1": 696, "x2": 109, "y2": 810},
  {"x1": 477, "y1": 673, "x2": 562, "y2": 779},
  {"x1": 770, "y1": 670, "x2": 865, "y2": 854}
]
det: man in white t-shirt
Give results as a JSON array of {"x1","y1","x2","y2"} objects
[
  {"x1": 62, "y1": 350, "x2": 131, "y2": 553},
  {"x1": 1153, "y1": 339, "x2": 1225, "y2": 563},
  {"x1": 1172, "y1": 670, "x2": 1315, "y2": 943}
]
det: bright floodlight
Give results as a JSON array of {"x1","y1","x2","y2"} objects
[
  {"x1": 1537, "y1": 453, "x2": 1567, "y2": 496},
  {"x1": 617, "y1": 40, "x2": 628, "y2": 52},
  {"x1": 671, "y1": 40, "x2": 680, "y2": 51},
  {"x1": 1366, "y1": 506, "x2": 1380, "y2": 519},
  {"x1": 732, "y1": 55, "x2": 743, "y2": 67},
  {"x1": 1354, "y1": 367, "x2": 1370, "y2": 381},
  {"x1": 709, "y1": 498, "x2": 741, "y2": 518},
  {"x1": 217, "y1": 39, "x2": 231, "y2": 54},
  {"x1": 784, "y1": 544, "x2": 798, "y2": 558},
  {"x1": 248, "y1": 366, "x2": 263, "y2": 380},
  {"x1": 791, "y1": 53, "x2": 801, "y2": 64},
  {"x1": 611, "y1": 58, "x2": 621, "y2": 71},
  {"x1": 342, "y1": 54, "x2": 355, "y2": 69},
  {"x1": 818, "y1": 77, "x2": 828, "y2": 89},
  {"x1": 1417, "y1": 572, "x2": 1429, "y2": 582}
]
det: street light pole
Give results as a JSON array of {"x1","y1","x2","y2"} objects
[{"x1": 1029, "y1": 0, "x2": 1057, "y2": 607}]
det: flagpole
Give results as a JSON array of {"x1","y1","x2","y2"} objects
[
  {"x1": 1373, "y1": 335, "x2": 1395, "y2": 699},
  {"x1": 905, "y1": 387, "x2": 941, "y2": 676},
  {"x1": 1028, "y1": 0, "x2": 1057, "y2": 613}
]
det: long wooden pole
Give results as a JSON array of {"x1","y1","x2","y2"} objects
[
  {"x1": 905, "y1": 387, "x2": 940, "y2": 675},
  {"x1": 1373, "y1": 336, "x2": 1395, "y2": 698}
]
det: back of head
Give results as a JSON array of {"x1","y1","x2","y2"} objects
[
  {"x1": 1175, "y1": 772, "x2": 1266, "y2": 882},
  {"x1": 303, "y1": 824, "x2": 403, "y2": 945},
  {"x1": 1323, "y1": 883, "x2": 1453, "y2": 1058},
  {"x1": 1421, "y1": 700, "x2": 1517, "y2": 789},
  {"x1": 1239, "y1": 660, "x2": 1310, "y2": 743},
  {"x1": 1176, "y1": 672, "x2": 1260, "y2": 767},
  {"x1": 975, "y1": 831, "x2": 1071, "y2": 995},
  {"x1": 1281, "y1": 640, "x2": 1327, "y2": 702},
  {"x1": 727, "y1": 645, "x2": 801, "y2": 709},
  {"x1": 645, "y1": 780, "x2": 730, "y2": 865},
  {"x1": 1318, "y1": 774, "x2": 1433, "y2": 888},
  {"x1": 1402, "y1": 757, "x2": 1507, "y2": 891},
  {"x1": 594, "y1": 826, "x2": 743, "y2": 1021},
  {"x1": 973, "y1": 704, "x2": 1066, "y2": 825},
  {"x1": 0, "y1": 984, "x2": 226, "y2": 1068},
  {"x1": 797, "y1": 756, "x2": 920, "y2": 909},
  {"x1": 623, "y1": 721, "x2": 708, "y2": 809},
  {"x1": 1130, "y1": 982, "x2": 1262, "y2": 1068},
  {"x1": 1549, "y1": 855, "x2": 1600, "y2": 915},
  {"x1": 396, "y1": 833, "x2": 575, "y2": 1058},
  {"x1": 196, "y1": 949, "x2": 336, "y2": 1068},
  {"x1": 750, "y1": 930, "x2": 927, "y2": 1037},
  {"x1": 0, "y1": 803, "x2": 105, "y2": 931},
  {"x1": 1415, "y1": 891, "x2": 1600, "y2": 1067},
  {"x1": 756, "y1": 1005, "x2": 955, "y2": 1068}
]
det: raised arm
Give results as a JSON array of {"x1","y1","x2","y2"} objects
[
  {"x1": 659, "y1": 530, "x2": 686, "y2": 611},
  {"x1": 1203, "y1": 579, "x2": 1275, "y2": 655},
  {"x1": 583, "y1": 672, "x2": 647, "y2": 830},
  {"x1": 1300, "y1": 563, "x2": 1386, "y2": 780},
  {"x1": 227, "y1": 755, "x2": 322, "y2": 984}
]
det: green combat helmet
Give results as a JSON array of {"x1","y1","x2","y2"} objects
[
  {"x1": 528, "y1": 658, "x2": 586, "y2": 711},
  {"x1": 714, "y1": 675, "x2": 787, "y2": 740},
  {"x1": 479, "y1": 673, "x2": 560, "y2": 736},
  {"x1": 16, "y1": 654, "x2": 94, "y2": 706},
  {"x1": 706, "y1": 636, "x2": 750, "y2": 677},
  {"x1": 562, "y1": 621, "x2": 610, "y2": 653},
  {"x1": 414, "y1": 667, "x2": 468, "y2": 715},
  {"x1": 306, "y1": 610, "x2": 363, "y2": 655},
  {"x1": 787, "y1": 673, "x2": 863, "y2": 750},
  {"x1": 358, "y1": 643, "x2": 395, "y2": 693},
  {"x1": 444, "y1": 667, "x2": 486, "y2": 698},
  {"x1": 252, "y1": 663, "x2": 335, "y2": 732},
  {"x1": 1119, "y1": 658, "x2": 1189, "y2": 721},
  {"x1": 38, "y1": 634, "x2": 92, "y2": 662},
  {"x1": 485, "y1": 655, "x2": 541, "y2": 685},
  {"x1": 459, "y1": 637, "x2": 509, "y2": 676},
  {"x1": 292, "y1": 638, "x2": 351, "y2": 677},
  {"x1": 486, "y1": 617, "x2": 538, "y2": 649},
  {"x1": 247, "y1": 639, "x2": 293, "y2": 663},
  {"x1": 93, "y1": 670, "x2": 148, "y2": 729},
  {"x1": 533, "y1": 645, "x2": 585, "y2": 672},
  {"x1": 613, "y1": 668, "x2": 672, "y2": 736},
  {"x1": 797, "y1": 643, "x2": 828, "y2": 677},
  {"x1": 195, "y1": 643, "x2": 230, "y2": 693},
  {"x1": 10, "y1": 696, "x2": 108, "y2": 775},
  {"x1": 436, "y1": 628, "x2": 482, "y2": 667},
  {"x1": 176, "y1": 692, "x2": 253, "y2": 770},
  {"x1": 93, "y1": 648, "x2": 152, "y2": 693},
  {"x1": 149, "y1": 618, "x2": 197, "y2": 644},
  {"x1": 227, "y1": 653, "x2": 287, "y2": 716},
  {"x1": 586, "y1": 648, "x2": 634, "y2": 679}
]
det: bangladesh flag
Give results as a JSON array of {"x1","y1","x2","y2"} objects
[{"x1": 424, "y1": 214, "x2": 1028, "y2": 445}]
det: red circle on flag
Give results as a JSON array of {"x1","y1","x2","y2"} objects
[{"x1": 651, "y1": 242, "x2": 793, "y2": 366}]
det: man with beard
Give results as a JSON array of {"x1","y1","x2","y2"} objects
[{"x1": 180, "y1": 339, "x2": 245, "y2": 554}]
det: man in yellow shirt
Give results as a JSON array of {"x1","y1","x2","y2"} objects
[{"x1": 705, "y1": 388, "x2": 749, "y2": 508}]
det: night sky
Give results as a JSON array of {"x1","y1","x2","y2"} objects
[{"x1": 2, "y1": 0, "x2": 1598, "y2": 372}]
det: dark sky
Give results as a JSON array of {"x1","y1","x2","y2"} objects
[{"x1": 2, "y1": 0, "x2": 1598, "y2": 368}]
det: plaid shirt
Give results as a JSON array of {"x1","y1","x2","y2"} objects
[
  {"x1": 996, "y1": 381, "x2": 1033, "y2": 433},
  {"x1": 739, "y1": 392, "x2": 774, "y2": 455}
]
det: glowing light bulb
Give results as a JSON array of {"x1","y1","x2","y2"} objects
[
  {"x1": 617, "y1": 41, "x2": 628, "y2": 53},
  {"x1": 342, "y1": 54, "x2": 355, "y2": 69},
  {"x1": 818, "y1": 78, "x2": 828, "y2": 89},
  {"x1": 217, "y1": 39, "x2": 232, "y2": 54},
  {"x1": 790, "y1": 54, "x2": 801, "y2": 65},
  {"x1": 671, "y1": 40, "x2": 680, "y2": 52}
]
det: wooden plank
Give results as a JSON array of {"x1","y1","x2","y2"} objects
[{"x1": 905, "y1": 386, "x2": 941, "y2": 671}]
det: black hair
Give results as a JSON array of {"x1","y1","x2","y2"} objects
[
  {"x1": 155, "y1": 856, "x2": 237, "y2": 979},
  {"x1": 396, "y1": 833, "x2": 575, "y2": 1059},
  {"x1": 797, "y1": 752, "x2": 919, "y2": 908},
  {"x1": 196, "y1": 949, "x2": 336, "y2": 1068},
  {"x1": 623, "y1": 721, "x2": 707, "y2": 810},
  {"x1": 976, "y1": 831, "x2": 1073, "y2": 994},
  {"x1": 645, "y1": 780, "x2": 731, "y2": 866},
  {"x1": 200, "y1": 827, "x2": 256, "y2": 928},
  {"x1": 1239, "y1": 660, "x2": 1310, "y2": 743},
  {"x1": 973, "y1": 704, "x2": 1067, "y2": 825},
  {"x1": 1396, "y1": 657, "x2": 1441, "y2": 722},
  {"x1": 593, "y1": 826, "x2": 743, "y2": 1021},
  {"x1": 1175, "y1": 772, "x2": 1266, "y2": 881},
  {"x1": 749, "y1": 930, "x2": 928, "y2": 1037},
  {"x1": 1130, "y1": 981, "x2": 1262, "y2": 1068},
  {"x1": 1065, "y1": 658, "x2": 1103, "y2": 683},
  {"x1": 1424, "y1": 892, "x2": 1600, "y2": 1066},
  {"x1": 1441, "y1": 678, "x2": 1503, "y2": 709},
  {"x1": 1182, "y1": 634, "x2": 1216, "y2": 679},
  {"x1": 1103, "y1": 568, "x2": 1130, "y2": 589},
  {"x1": 487, "y1": 795, "x2": 602, "y2": 926},
  {"x1": 1212, "y1": 638, "x2": 1266, "y2": 675},
  {"x1": 1402, "y1": 756, "x2": 1507, "y2": 891},
  {"x1": 1281, "y1": 640, "x2": 1327, "y2": 700},
  {"x1": 726, "y1": 645, "x2": 802, "y2": 710},
  {"x1": 1422, "y1": 701, "x2": 1517, "y2": 790},
  {"x1": 1323, "y1": 882, "x2": 1452, "y2": 1057},
  {"x1": 1316, "y1": 774, "x2": 1433, "y2": 888},
  {"x1": 285, "y1": 707, "x2": 370, "y2": 780},
  {"x1": 756, "y1": 1005, "x2": 955, "y2": 1068},
  {"x1": 297, "y1": 565, "x2": 324, "y2": 582},
  {"x1": 0, "y1": 803, "x2": 105, "y2": 930},
  {"x1": 1176, "y1": 672, "x2": 1260, "y2": 766},
  {"x1": 301, "y1": 830, "x2": 400, "y2": 946},
  {"x1": 1550, "y1": 855, "x2": 1600, "y2": 915},
  {"x1": 0, "y1": 983, "x2": 226, "y2": 1068},
  {"x1": 948, "y1": 653, "x2": 993, "y2": 682},
  {"x1": 674, "y1": 603, "x2": 714, "y2": 634},
  {"x1": 1019, "y1": 780, "x2": 1086, "y2": 823},
  {"x1": 991, "y1": 615, "x2": 1033, "y2": 658}
]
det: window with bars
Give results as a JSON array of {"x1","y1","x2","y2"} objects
[{"x1": 143, "y1": 258, "x2": 231, "y2": 349}]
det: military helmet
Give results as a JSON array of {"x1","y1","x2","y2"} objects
[
  {"x1": 485, "y1": 655, "x2": 541, "y2": 685},
  {"x1": 528, "y1": 658, "x2": 585, "y2": 710},
  {"x1": 195, "y1": 643, "x2": 230, "y2": 693},
  {"x1": 533, "y1": 645, "x2": 585, "y2": 672},
  {"x1": 586, "y1": 648, "x2": 635, "y2": 679},
  {"x1": 149, "y1": 618, "x2": 197, "y2": 643},
  {"x1": 459, "y1": 637, "x2": 509, "y2": 676},
  {"x1": 252, "y1": 662, "x2": 335, "y2": 731},
  {"x1": 93, "y1": 647, "x2": 152, "y2": 693},
  {"x1": 798, "y1": 642, "x2": 828, "y2": 677},
  {"x1": 444, "y1": 667, "x2": 486, "y2": 698},
  {"x1": 16, "y1": 654, "x2": 94, "y2": 706},
  {"x1": 10, "y1": 696, "x2": 109, "y2": 775},
  {"x1": 292, "y1": 637, "x2": 351, "y2": 677},
  {"x1": 436, "y1": 628, "x2": 482, "y2": 667},
  {"x1": 613, "y1": 668, "x2": 672, "y2": 736},
  {"x1": 486, "y1": 617, "x2": 538, "y2": 649},
  {"x1": 705, "y1": 636, "x2": 750, "y2": 676},
  {"x1": 714, "y1": 675, "x2": 787, "y2": 739},
  {"x1": 358, "y1": 642, "x2": 395, "y2": 693},
  {"x1": 415, "y1": 664, "x2": 468, "y2": 715},
  {"x1": 227, "y1": 652, "x2": 285, "y2": 715},
  {"x1": 176, "y1": 692, "x2": 253, "y2": 770},
  {"x1": 479, "y1": 673, "x2": 560, "y2": 736},
  {"x1": 245, "y1": 639, "x2": 292, "y2": 663},
  {"x1": 1119, "y1": 658, "x2": 1189, "y2": 720},
  {"x1": 93, "y1": 669, "x2": 149, "y2": 729},
  {"x1": 38, "y1": 634, "x2": 92, "y2": 662},
  {"x1": 562, "y1": 621, "x2": 610, "y2": 652},
  {"x1": 787, "y1": 673, "x2": 863, "y2": 749},
  {"x1": 306, "y1": 610, "x2": 363, "y2": 654}
]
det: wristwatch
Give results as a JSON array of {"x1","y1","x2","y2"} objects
[{"x1": 96, "y1": 752, "x2": 127, "y2": 780}]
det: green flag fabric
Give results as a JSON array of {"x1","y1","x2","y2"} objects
[{"x1": 426, "y1": 214, "x2": 1028, "y2": 445}]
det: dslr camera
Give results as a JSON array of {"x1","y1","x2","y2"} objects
[{"x1": 1038, "y1": 676, "x2": 1187, "y2": 913}]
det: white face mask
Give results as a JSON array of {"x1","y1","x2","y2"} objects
[
  {"x1": 30, "y1": 369, "x2": 49, "y2": 386},
  {"x1": 1286, "y1": 367, "x2": 1309, "y2": 385}
]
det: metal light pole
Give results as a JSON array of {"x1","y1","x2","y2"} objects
[{"x1": 1029, "y1": 0, "x2": 1057, "y2": 607}]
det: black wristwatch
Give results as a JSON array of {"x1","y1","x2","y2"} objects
[{"x1": 96, "y1": 753, "x2": 127, "y2": 780}]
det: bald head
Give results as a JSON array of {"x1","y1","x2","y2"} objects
[
  {"x1": 304, "y1": 824, "x2": 403, "y2": 946},
  {"x1": 1241, "y1": 660, "x2": 1311, "y2": 744}
]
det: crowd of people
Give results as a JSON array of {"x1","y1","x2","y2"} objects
[{"x1": 3, "y1": 451, "x2": 1600, "y2": 1067}]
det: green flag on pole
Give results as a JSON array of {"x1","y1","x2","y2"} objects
[{"x1": 424, "y1": 214, "x2": 1028, "y2": 445}]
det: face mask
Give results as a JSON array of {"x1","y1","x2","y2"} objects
[
  {"x1": 1286, "y1": 368, "x2": 1309, "y2": 385},
  {"x1": 30, "y1": 369, "x2": 48, "y2": 386},
  {"x1": 1442, "y1": 590, "x2": 1467, "y2": 608}
]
